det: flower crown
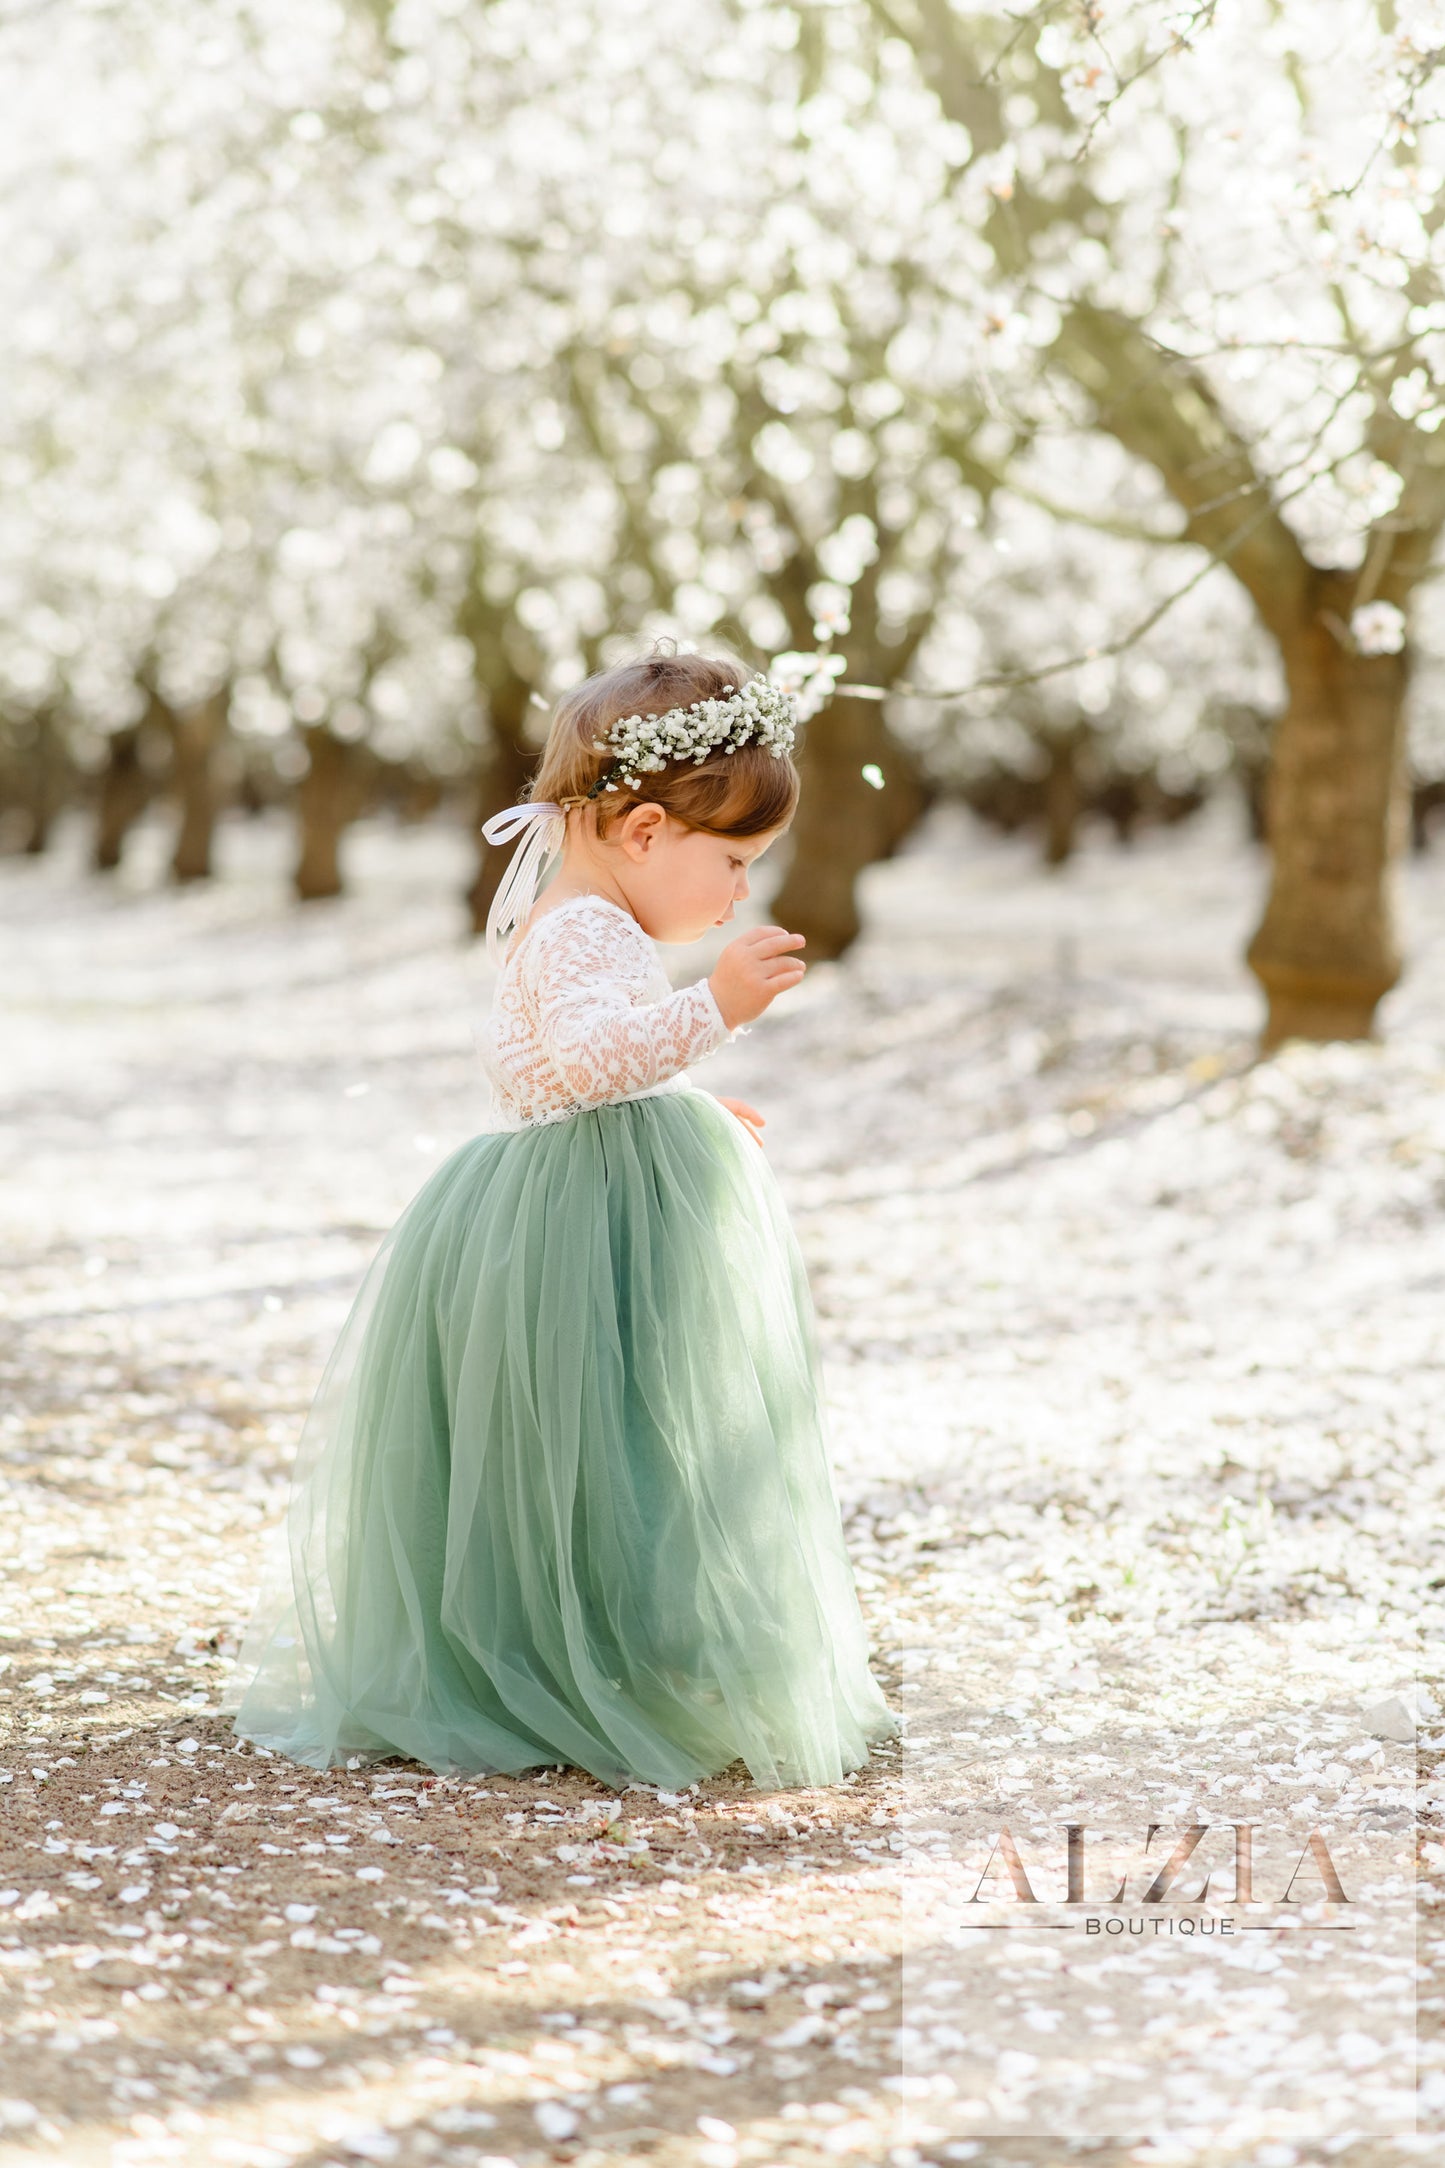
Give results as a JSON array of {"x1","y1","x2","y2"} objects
[{"x1": 582, "y1": 677, "x2": 798, "y2": 799}]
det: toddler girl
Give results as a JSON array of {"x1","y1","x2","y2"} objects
[{"x1": 226, "y1": 649, "x2": 896, "y2": 1790}]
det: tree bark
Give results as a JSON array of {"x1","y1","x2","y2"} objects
[
  {"x1": 294, "y1": 726, "x2": 366, "y2": 902},
  {"x1": 94, "y1": 727, "x2": 153, "y2": 871},
  {"x1": 17, "y1": 709, "x2": 65, "y2": 855},
  {"x1": 1246, "y1": 573, "x2": 1410, "y2": 1045},
  {"x1": 170, "y1": 688, "x2": 229, "y2": 884},
  {"x1": 1413, "y1": 780, "x2": 1445, "y2": 853},
  {"x1": 1042, "y1": 732, "x2": 1083, "y2": 867},
  {"x1": 768, "y1": 692, "x2": 931, "y2": 958}
]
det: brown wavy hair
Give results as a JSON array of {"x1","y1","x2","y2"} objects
[{"x1": 528, "y1": 647, "x2": 800, "y2": 841}]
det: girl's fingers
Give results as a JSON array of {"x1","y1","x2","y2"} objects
[{"x1": 717, "y1": 1096, "x2": 766, "y2": 1146}]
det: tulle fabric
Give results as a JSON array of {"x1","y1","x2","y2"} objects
[{"x1": 225, "y1": 1089, "x2": 896, "y2": 1790}]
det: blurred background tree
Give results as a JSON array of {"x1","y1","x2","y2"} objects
[{"x1": 1, "y1": 0, "x2": 1442, "y2": 1039}]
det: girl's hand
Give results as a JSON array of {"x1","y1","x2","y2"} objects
[
  {"x1": 708, "y1": 925, "x2": 807, "y2": 1029},
  {"x1": 715, "y1": 1095, "x2": 766, "y2": 1148}
]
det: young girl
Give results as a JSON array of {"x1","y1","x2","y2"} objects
[{"x1": 225, "y1": 649, "x2": 896, "y2": 1791}]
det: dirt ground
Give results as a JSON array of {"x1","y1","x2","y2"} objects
[
  {"x1": 0, "y1": 1657, "x2": 909, "y2": 2167},
  {"x1": 2, "y1": 803, "x2": 1441, "y2": 2166}
]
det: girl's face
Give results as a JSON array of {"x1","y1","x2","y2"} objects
[{"x1": 620, "y1": 808, "x2": 789, "y2": 945}]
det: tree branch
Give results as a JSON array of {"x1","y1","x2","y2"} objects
[{"x1": 1053, "y1": 303, "x2": 1311, "y2": 638}]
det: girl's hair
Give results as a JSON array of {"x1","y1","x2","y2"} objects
[{"x1": 529, "y1": 646, "x2": 800, "y2": 840}]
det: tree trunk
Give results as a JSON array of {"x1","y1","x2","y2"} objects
[
  {"x1": 1042, "y1": 732, "x2": 1083, "y2": 867},
  {"x1": 1246, "y1": 574, "x2": 1410, "y2": 1046},
  {"x1": 768, "y1": 692, "x2": 931, "y2": 958},
  {"x1": 294, "y1": 727, "x2": 364, "y2": 902},
  {"x1": 1240, "y1": 756, "x2": 1271, "y2": 844},
  {"x1": 94, "y1": 728, "x2": 152, "y2": 871},
  {"x1": 1412, "y1": 780, "x2": 1445, "y2": 853},
  {"x1": 170, "y1": 688, "x2": 228, "y2": 883},
  {"x1": 15, "y1": 708, "x2": 65, "y2": 855},
  {"x1": 467, "y1": 668, "x2": 539, "y2": 938}
]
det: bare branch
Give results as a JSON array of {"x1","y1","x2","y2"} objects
[
  {"x1": 838, "y1": 541, "x2": 1226, "y2": 705},
  {"x1": 1053, "y1": 303, "x2": 1311, "y2": 637}
]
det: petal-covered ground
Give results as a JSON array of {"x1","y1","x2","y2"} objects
[{"x1": 0, "y1": 802, "x2": 1439, "y2": 2167}]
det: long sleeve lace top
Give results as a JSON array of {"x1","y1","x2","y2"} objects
[{"x1": 478, "y1": 892, "x2": 747, "y2": 1130}]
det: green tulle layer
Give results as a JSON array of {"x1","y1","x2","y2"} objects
[{"x1": 225, "y1": 1089, "x2": 897, "y2": 1790}]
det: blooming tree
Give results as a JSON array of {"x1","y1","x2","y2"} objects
[
  {"x1": 822, "y1": 0, "x2": 1445, "y2": 1037},
  {"x1": 4, "y1": 0, "x2": 1442, "y2": 1025}
]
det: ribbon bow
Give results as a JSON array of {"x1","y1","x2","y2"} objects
[{"x1": 480, "y1": 799, "x2": 569, "y2": 971}]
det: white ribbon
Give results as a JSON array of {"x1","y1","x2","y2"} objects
[{"x1": 480, "y1": 799, "x2": 568, "y2": 971}]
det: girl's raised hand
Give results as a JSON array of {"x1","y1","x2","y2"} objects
[{"x1": 708, "y1": 925, "x2": 807, "y2": 1030}]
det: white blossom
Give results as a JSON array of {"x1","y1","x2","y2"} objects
[
  {"x1": 770, "y1": 650, "x2": 848, "y2": 723},
  {"x1": 1351, "y1": 601, "x2": 1408, "y2": 655}
]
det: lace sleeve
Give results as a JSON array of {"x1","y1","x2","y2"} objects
[{"x1": 522, "y1": 904, "x2": 736, "y2": 1108}]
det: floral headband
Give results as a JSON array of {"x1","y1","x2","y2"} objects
[{"x1": 580, "y1": 677, "x2": 798, "y2": 797}]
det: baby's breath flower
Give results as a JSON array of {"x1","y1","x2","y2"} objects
[{"x1": 585, "y1": 679, "x2": 798, "y2": 797}]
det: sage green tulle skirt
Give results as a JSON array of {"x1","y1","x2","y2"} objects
[{"x1": 224, "y1": 1088, "x2": 897, "y2": 1790}]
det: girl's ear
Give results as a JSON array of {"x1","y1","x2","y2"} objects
[{"x1": 619, "y1": 801, "x2": 667, "y2": 860}]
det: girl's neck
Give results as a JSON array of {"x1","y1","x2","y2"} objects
[{"x1": 537, "y1": 842, "x2": 637, "y2": 921}]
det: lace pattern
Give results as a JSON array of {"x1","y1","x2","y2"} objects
[{"x1": 478, "y1": 893, "x2": 745, "y2": 1130}]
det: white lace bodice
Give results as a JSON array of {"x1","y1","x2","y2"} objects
[{"x1": 478, "y1": 892, "x2": 747, "y2": 1130}]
